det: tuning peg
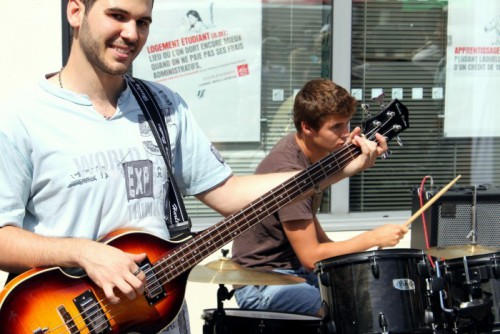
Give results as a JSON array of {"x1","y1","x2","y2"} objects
[
  {"x1": 396, "y1": 136, "x2": 404, "y2": 147},
  {"x1": 361, "y1": 103, "x2": 371, "y2": 118},
  {"x1": 372, "y1": 92, "x2": 386, "y2": 110},
  {"x1": 381, "y1": 149, "x2": 392, "y2": 159}
]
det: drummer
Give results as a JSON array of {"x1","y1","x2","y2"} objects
[{"x1": 231, "y1": 78, "x2": 408, "y2": 316}]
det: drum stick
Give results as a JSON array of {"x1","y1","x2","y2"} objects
[{"x1": 403, "y1": 175, "x2": 462, "y2": 228}]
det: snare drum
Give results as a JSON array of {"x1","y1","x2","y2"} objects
[
  {"x1": 439, "y1": 252, "x2": 500, "y2": 333},
  {"x1": 202, "y1": 308, "x2": 322, "y2": 334},
  {"x1": 315, "y1": 248, "x2": 434, "y2": 333}
]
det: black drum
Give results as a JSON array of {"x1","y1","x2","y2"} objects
[
  {"x1": 439, "y1": 252, "x2": 500, "y2": 333},
  {"x1": 202, "y1": 308, "x2": 322, "y2": 334},
  {"x1": 315, "y1": 248, "x2": 434, "y2": 334}
]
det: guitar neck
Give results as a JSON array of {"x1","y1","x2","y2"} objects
[{"x1": 156, "y1": 143, "x2": 361, "y2": 283}]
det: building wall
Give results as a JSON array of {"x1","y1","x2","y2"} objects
[{"x1": 0, "y1": 0, "x2": 62, "y2": 100}]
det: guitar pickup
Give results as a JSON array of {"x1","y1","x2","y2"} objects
[
  {"x1": 74, "y1": 290, "x2": 111, "y2": 334},
  {"x1": 139, "y1": 258, "x2": 167, "y2": 305}
]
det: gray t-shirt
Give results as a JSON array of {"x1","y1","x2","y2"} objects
[
  {"x1": 0, "y1": 76, "x2": 232, "y2": 241},
  {"x1": 232, "y1": 133, "x2": 322, "y2": 270}
]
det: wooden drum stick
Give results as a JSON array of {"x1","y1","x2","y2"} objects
[{"x1": 403, "y1": 174, "x2": 462, "y2": 228}]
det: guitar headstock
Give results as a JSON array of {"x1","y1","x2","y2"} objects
[{"x1": 361, "y1": 98, "x2": 410, "y2": 144}]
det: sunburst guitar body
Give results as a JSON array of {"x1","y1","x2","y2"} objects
[{"x1": 0, "y1": 230, "x2": 188, "y2": 333}]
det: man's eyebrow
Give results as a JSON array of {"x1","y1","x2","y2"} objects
[{"x1": 106, "y1": 7, "x2": 153, "y2": 23}]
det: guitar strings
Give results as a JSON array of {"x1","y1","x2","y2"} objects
[{"x1": 47, "y1": 297, "x2": 135, "y2": 334}]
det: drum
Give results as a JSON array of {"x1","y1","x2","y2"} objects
[
  {"x1": 315, "y1": 248, "x2": 434, "y2": 334},
  {"x1": 439, "y1": 252, "x2": 500, "y2": 333},
  {"x1": 202, "y1": 308, "x2": 322, "y2": 334}
]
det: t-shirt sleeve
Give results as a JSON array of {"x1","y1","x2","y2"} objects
[
  {"x1": 162, "y1": 90, "x2": 232, "y2": 196},
  {"x1": 0, "y1": 132, "x2": 31, "y2": 228}
]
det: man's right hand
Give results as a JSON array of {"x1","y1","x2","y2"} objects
[{"x1": 78, "y1": 241, "x2": 147, "y2": 304}]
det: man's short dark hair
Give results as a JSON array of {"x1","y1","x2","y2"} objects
[{"x1": 293, "y1": 78, "x2": 357, "y2": 132}]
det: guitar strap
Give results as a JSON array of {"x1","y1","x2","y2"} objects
[{"x1": 124, "y1": 75, "x2": 192, "y2": 240}]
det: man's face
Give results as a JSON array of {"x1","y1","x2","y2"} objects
[
  {"x1": 309, "y1": 115, "x2": 351, "y2": 158},
  {"x1": 78, "y1": 0, "x2": 153, "y2": 75}
]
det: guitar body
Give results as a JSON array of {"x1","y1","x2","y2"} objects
[{"x1": 0, "y1": 230, "x2": 189, "y2": 334}]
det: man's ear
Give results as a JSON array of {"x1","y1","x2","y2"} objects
[
  {"x1": 67, "y1": 0, "x2": 85, "y2": 29},
  {"x1": 301, "y1": 121, "x2": 314, "y2": 136}
]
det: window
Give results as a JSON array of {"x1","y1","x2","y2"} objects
[
  {"x1": 175, "y1": 1, "x2": 334, "y2": 217},
  {"x1": 347, "y1": 0, "x2": 500, "y2": 213}
]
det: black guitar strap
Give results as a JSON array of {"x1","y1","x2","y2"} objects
[{"x1": 124, "y1": 75, "x2": 192, "y2": 240}]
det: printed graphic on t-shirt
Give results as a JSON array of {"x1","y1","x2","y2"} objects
[
  {"x1": 122, "y1": 160, "x2": 154, "y2": 200},
  {"x1": 69, "y1": 147, "x2": 143, "y2": 188}
]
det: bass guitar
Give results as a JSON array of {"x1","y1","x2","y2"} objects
[{"x1": 0, "y1": 99, "x2": 409, "y2": 333}]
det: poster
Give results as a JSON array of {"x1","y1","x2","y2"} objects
[
  {"x1": 444, "y1": 0, "x2": 500, "y2": 137},
  {"x1": 134, "y1": 0, "x2": 262, "y2": 142}
]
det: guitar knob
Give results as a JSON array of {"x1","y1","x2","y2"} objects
[{"x1": 396, "y1": 136, "x2": 404, "y2": 147}]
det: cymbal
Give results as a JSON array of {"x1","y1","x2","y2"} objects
[
  {"x1": 188, "y1": 257, "x2": 306, "y2": 285},
  {"x1": 426, "y1": 244, "x2": 499, "y2": 259}
]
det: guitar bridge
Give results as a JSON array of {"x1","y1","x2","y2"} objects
[
  {"x1": 74, "y1": 290, "x2": 111, "y2": 334},
  {"x1": 57, "y1": 305, "x2": 80, "y2": 334}
]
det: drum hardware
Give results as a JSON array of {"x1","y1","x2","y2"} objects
[
  {"x1": 370, "y1": 254, "x2": 380, "y2": 278},
  {"x1": 454, "y1": 256, "x2": 493, "y2": 323},
  {"x1": 378, "y1": 312, "x2": 389, "y2": 334},
  {"x1": 466, "y1": 185, "x2": 479, "y2": 246},
  {"x1": 435, "y1": 260, "x2": 456, "y2": 315},
  {"x1": 493, "y1": 254, "x2": 500, "y2": 279},
  {"x1": 436, "y1": 253, "x2": 500, "y2": 333},
  {"x1": 426, "y1": 245, "x2": 499, "y2": 260}
]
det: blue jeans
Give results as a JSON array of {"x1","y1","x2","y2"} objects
[{"x1": 234, "y1": 267, "x2": 321, "y2": 315}]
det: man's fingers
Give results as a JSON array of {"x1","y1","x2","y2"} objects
[{"x1": 103, "y1": 284, "x2": 121, "y2": 304}]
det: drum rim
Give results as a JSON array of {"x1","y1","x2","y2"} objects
[
  {"x1": 202, "y1": 308, "x2": 322, "y2": 320},
  {"x1": 314, "y1": 248, "x2": 426, "y2": 270}
]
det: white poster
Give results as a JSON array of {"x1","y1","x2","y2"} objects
[
  {"x1": 134, "y1": 0, "x2": 262, "y2": 142},
  {"x1": 444, "y1": 0, "x2": 500, "y2": 137}
]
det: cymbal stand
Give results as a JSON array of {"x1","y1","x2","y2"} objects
[
  {"x1": 466, "y1": 185, "x2": 478, "y2": 245},
  {"x1": 206, "y1": 284, "x2": 234, "y2": 334}
]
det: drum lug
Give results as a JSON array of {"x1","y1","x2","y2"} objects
[
  {"x1": 418, "y1": 261, "x2": 430, "y2": 278},
  {"x1": 378, "y1": 312, "x2": 389, "y2": 334},
  {"x1": 318, "y1": 266, "x2": 330, "y2": 287},
  {"x1": 319, "y1": 272, "x2": 331, "y2": 287},
  {"x1": 492, "y1": 258, "x2": 500, "y2": 279},
  {"x1": 371, "y1": 258, "x2": 380, "y2": 278},
  {"x1": 424, "y1": 307, "x2": 435, "y2": 326},
  {"x1": 494, "y1": 266, "x2": 500, "y2": 279}
]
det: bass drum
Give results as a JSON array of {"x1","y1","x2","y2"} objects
[
  {"x1": 315, "y1": 248, "x2": 434, "y2": 334},
  {"x1": 202, "y1": 308, "x2": 322, "y2": 334},
  {"x1": 440, "y1": 252, "x2": 500, "y2": 333}
]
